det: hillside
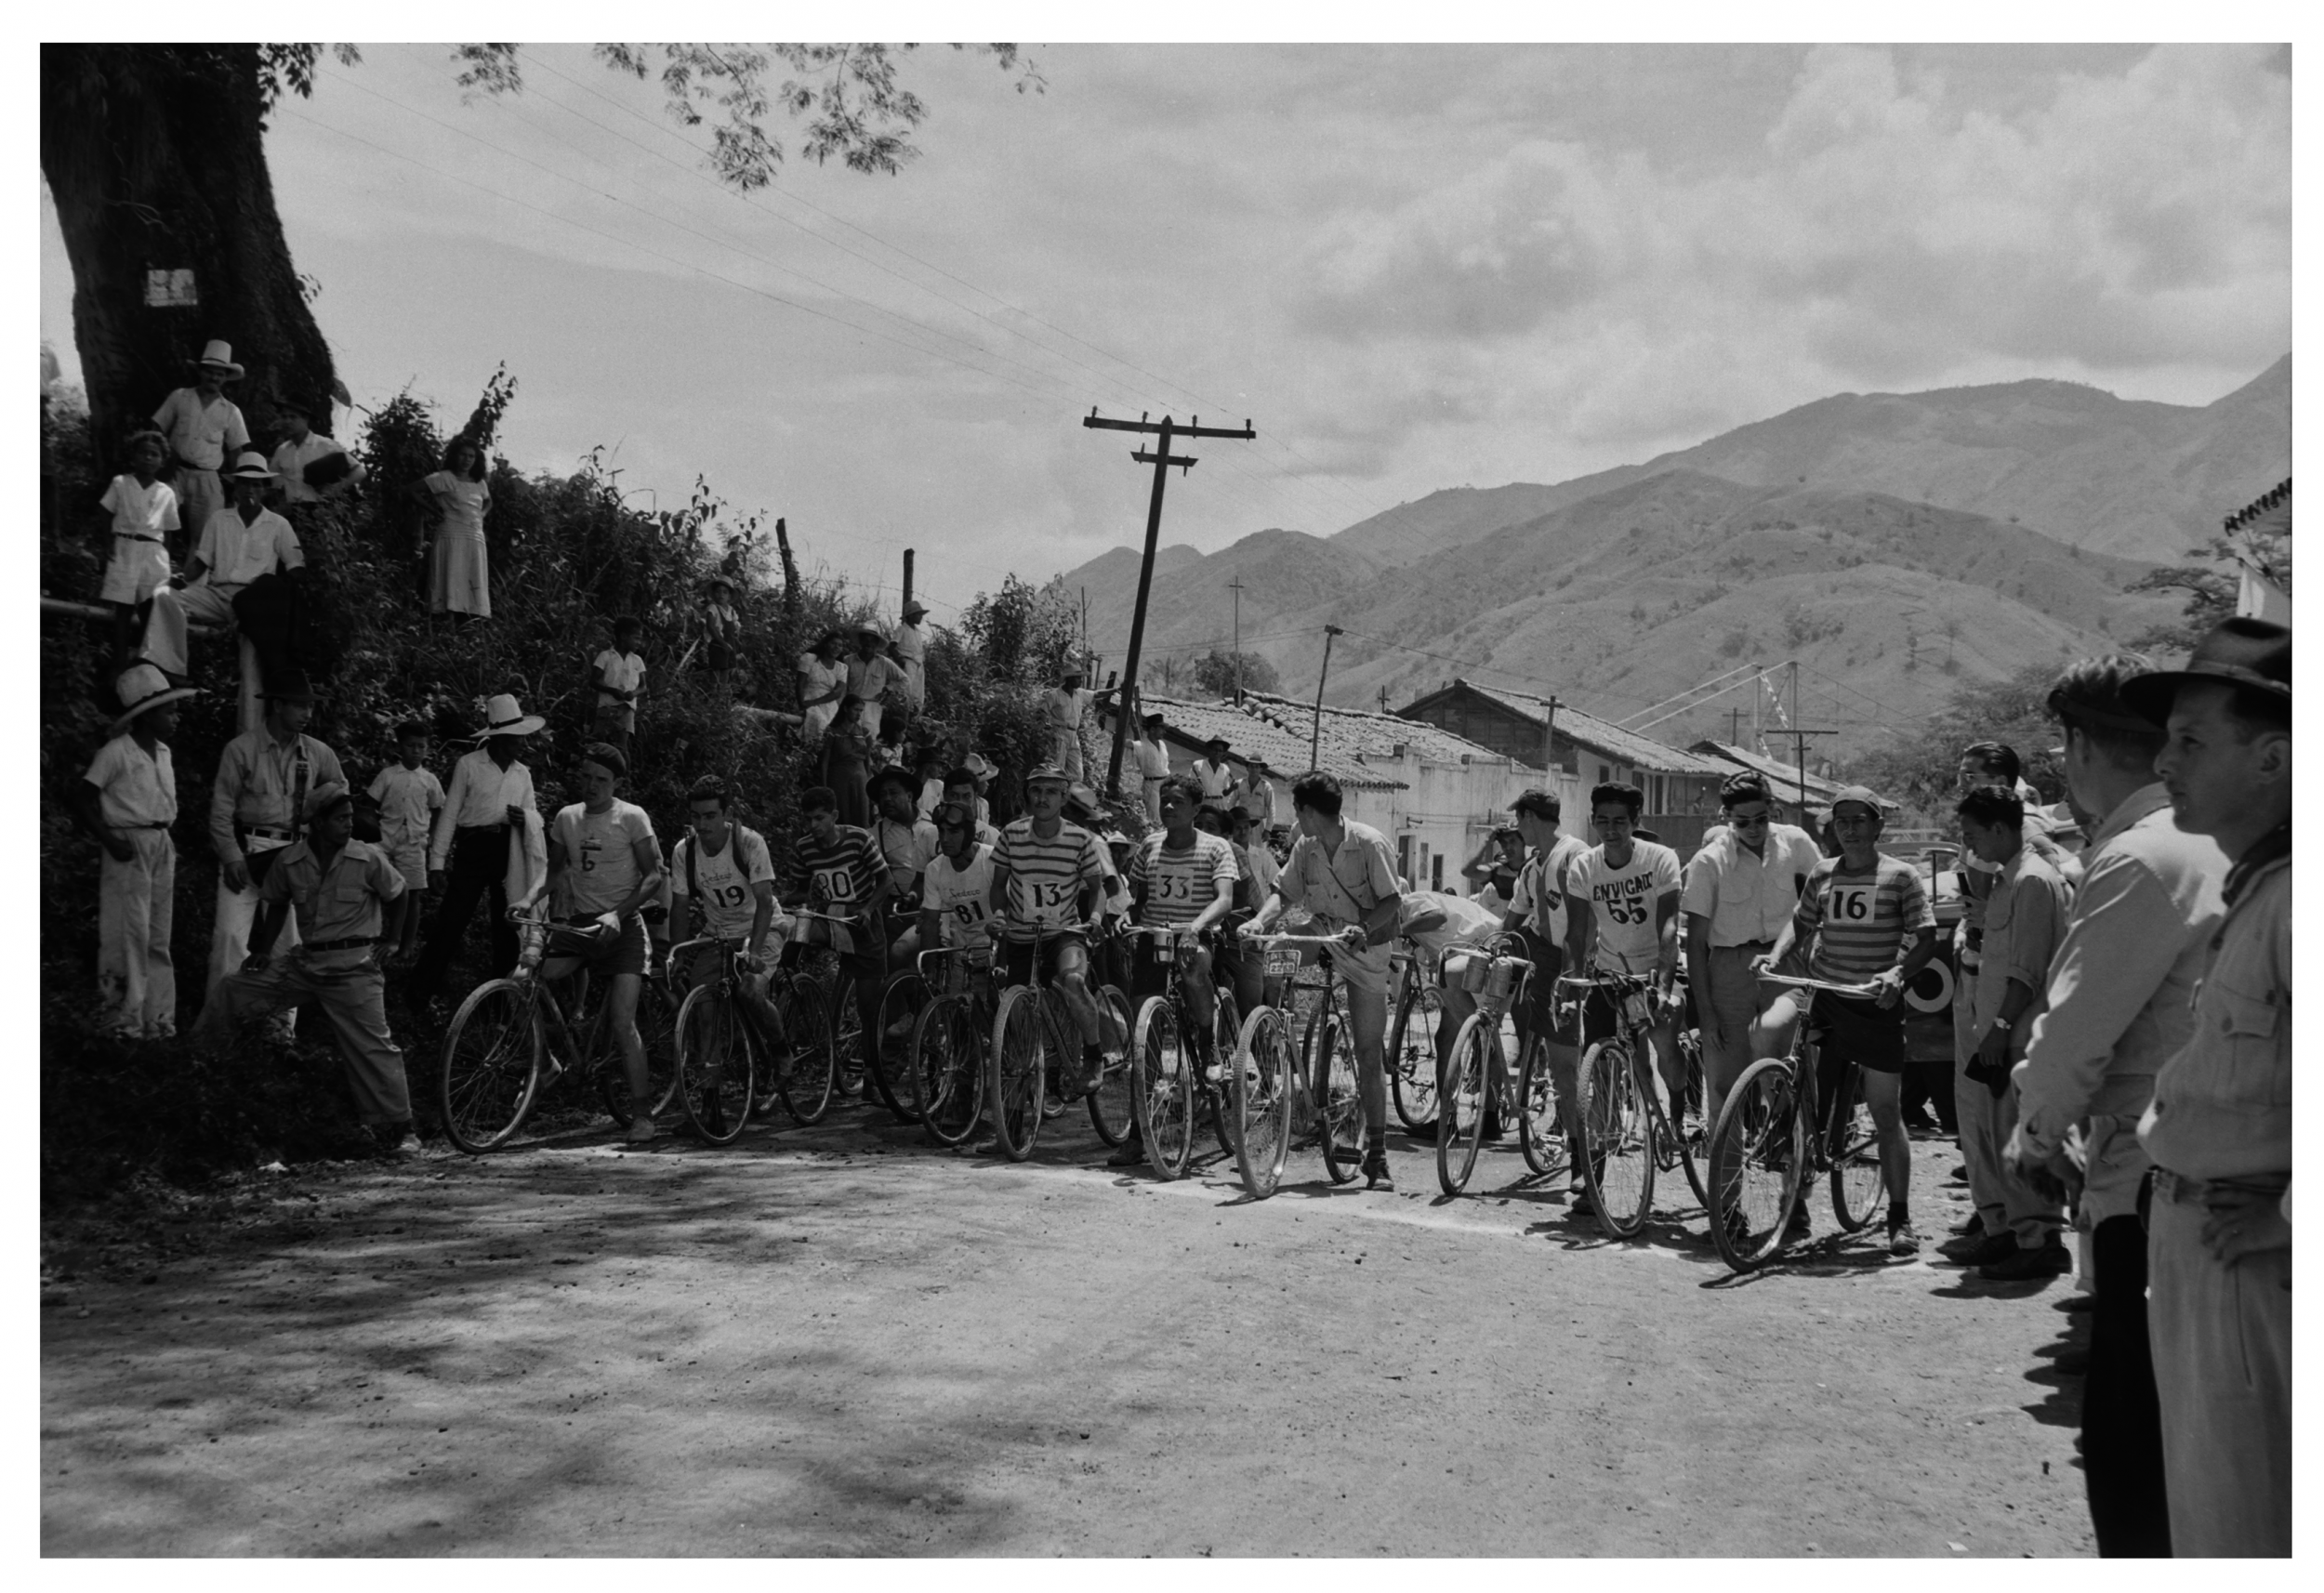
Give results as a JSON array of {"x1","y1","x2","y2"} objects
[{"x1": 1071, "y1": 526, "x2": 1390, "y2": 678}]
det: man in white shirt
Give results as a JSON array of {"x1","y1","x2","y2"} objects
[
  {"x1": 268, "y1": 394, "x2": 367, "y2": 509},
  {"x1": 205, "y1": 668, "x2": 345, "y2": 998},
  {"x1": 870, "y1": 767, "x2": 941, "y2": 967},
  {"x1": 1041, "y1": 663, "x2": 1116, "y2": 782},
  {"x1": 848, "y1": 625, "x2": 907, "y2": 738},
  {"x1": 1682, "y1": 770, "x2": 1823, "y2": 1127},
  {"x1": 544, "y1": 744, "x2": 667, "y2": 1143},
  {"x1": 1566, "y1": 781, "x2": 1685, "y2": 1139},
  {"x1": 1191, "y1": 736, "x2": 1242, "y2": 815},
  {"x1": 140, "y1": 452, "x2": 304, "y2": 681},
  {"x1": 406, "y1": 695, "x2": 545, "y2": 1007},
  {"x1": 894, "y1": 599, "x2": 930, "y2": 712},
  {"x1": 1133, "y1": 711, "x2": 1173, "y2": 820},
  {"x1": 151, "y1": 339, "x2": 249, "y2": 546}
]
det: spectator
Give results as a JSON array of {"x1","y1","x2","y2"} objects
[
  {"x1": 1042, "y1": 662, "x2": 1116, "y2": 781},
  {"x1": 941, "y1": 764, "x2": 1001, "y2": 847},
  {"x1": 1460, "y1": 825, "x2": 1525, "y2": 910},
  {"x1": 590, "y1": 616, "x2": 648, "y2": 758},
  {"x1": 366, "y1": 721, "x2": 446, "y2": 967},
  {"x1": 912, "y1": 746, "x2": 949, "y2": 821},
  {"x1": 151, "y1": 339, "x2": 250, "y2": 552},
  {"x1": 69, "y1": 664, "x2": 201, "y2": 1039},
  {"x1": 2120, "y1": 618, "x2": 2291, "y2": 1557},
  {"x1": 268, "y1": 393, "x2": 366, "y2": 512},
  {"x1": 1239, "y1": 756, "x2": 1278, "y2": 833},
  {"x1": 142, "y1": 452, "x2": 304, "y2": 686},
  {"x1": 193, "y1": 787, "x2": 421, "y2": 1158},
  {"x1": 406, "y1": 694, "x2": 546, "y2": 1007},
  {"x1": 869, "y1": 766, "x2": 940, "y2": 971},
  {"x1": 796, "y1": 631, "x2": 848, "y2": 740},
  {"x1": 894, "y1": 599, "x2": 930, "y2": 713},
  {"x1": 1133, "y1": 709, "x2": 1171, "y2": 820},
  {"x1": 1948, "y1": 783, "x2": 2071, "y2": 1281},
  {"x1": 422, "y1": 436, "x2": 492, "y2": 620},
  {"x1": 822, "y1": 697, "x2": 875, "y2": 829},
  {"x1": 1189, "y1": 734, "x2": 1242, "y2": 816},
  {"x1": 205, "y1": 668, "x2": 346, "y2": 998},
  {"x1": 846, "y1": 623, "x2": 906, "y2": 738},
  {"x1": 97, "y1": 429, "x2": 180, "y2": 670},
  {"x1": 700, "y1": 577, "x2": 740, "y2": 682},
  {"x1": 2001, "y1": 654, "x2": 2228, "y2": 1556},
  {"x1": 543, "y1": 743, "x2": 667, "y2": 1144}
]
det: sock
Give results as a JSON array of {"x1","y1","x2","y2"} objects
[
  {"x1": 1365, "y1": 1125, "x2": 1386, "y2": 1153},
  {"x1": 1889, "y1": 1205, "x2": 1909, "y2": 1227}
]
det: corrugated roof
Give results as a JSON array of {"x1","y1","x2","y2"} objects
[
  {"x1": 1690, "y1": 740, "x2": 1862, "y2": 806},
  {"x1": 1435, "y1": 681, "x2": 1734, "y2": 777},
  {"x1": 1103, "y1": 693, "x2": 1401, "y2": 789},
  {"x1": 1238, "y1": 690, "x2": 1538, "y2": 771}
]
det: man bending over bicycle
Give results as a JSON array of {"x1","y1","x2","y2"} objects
[
  {"x1": 543, "y1": 744, "x2": 668, "y2": 1144},
  {"x1": 917, "y1": 799, "x2": 997, "y2": 1001},
  {"x1": 1242, "y1": 770, "x2": 1404, "y2": 1189},
  {"x1": 1111, "y1": 775, "x2": 1241, "y2": 1166},
  {"x1": 988, "y1": 763, "x2": 1115, "y2": 1100},
  {"x1": 785, "y1": 784, "x2": 891, "y2": 1090},
  {"x1": 669, "y1": 774, "x2": 786, "y2": 1039},
  {"x1": 1565, "y1": 782, "x2": 1685, "y2": 1145},
  {"x1": 1754, "y1": 785, "x2": 1939, "y2": 1257}
]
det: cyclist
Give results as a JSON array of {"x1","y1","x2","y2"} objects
[
  {"x1": 1111, "y1": 776, "x2": 1242, "y2": 1167},
  {"x1": 1393, "y1": 888, "x2": 1506, "y2": 1107},
  {"x1": 1565, "y1": 782, "x2": 1684, "y2": 1150},
  {"x1": 988, "y1": 763, "x2": 1116, "y2": 1101},
  {"x1": 917, "y1": 799, "x2": 998, "y2": 981},
  {"x1": 1242, "y1": 770, "x2": 1403, "y2": 1189},
  {"x1": 784, "y1": 783, "x2": 891, "y2": 1094},
  {"x1": 940, "y1": 765, "x2": 1003, "y2": 847},
  {"x1": 667, "y1": 773, "x2": 786, "y2": 1042},
  {"x1": 542, "y1": 743, "x2": 667, "y2": 1144},
  {"x1": 870, "y1": 766, "x2": 940, "y2": 988},
  {"x1": 1503, "y1": 788, "x2": 1591, "y2": 1202},
  {"x1": 1754, "y1": 785, "x2": 1940, "y2": 1256}
]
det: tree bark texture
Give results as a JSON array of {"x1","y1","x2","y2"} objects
[{"x1": 42, "y1": 45, "x2": 338, "y2": 456}]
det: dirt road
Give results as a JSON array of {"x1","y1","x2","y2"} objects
[{"x1": 42, "y1": 1103, "x2": 2093, "y2": 1556}]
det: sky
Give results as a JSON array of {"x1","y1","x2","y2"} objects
[{"x1": 36, "y1": 41, "x2": 2293, "y2": 626}]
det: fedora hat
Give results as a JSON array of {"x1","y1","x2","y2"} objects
[
  {"x1": 109, "y1": 663, "x2": 204, "y2": 737},
  {"x1": 224, "y1": 450, "x2": 279, "y2": 483},
  {"x1": 2121, "y1": 617, "x2": 2291, "y2": 725},
  {"x1": 855, "y1": 622, "x2": 887, "y2": 639},
  {"x1": 865, "y1": 765, "x2": 918, "y2": 800},
  {"x1": 963, "y1": 751, "x2": 998, "y2": 783},
  {"x1": 192, "y1": 339, "x2": 244, "y2": 379},
  {"x1": 258, "y1": 666, "x2": 320, "y2": 705},
  {"x1": 478, "y1": 693, "x2": 546, "y2": 738}
]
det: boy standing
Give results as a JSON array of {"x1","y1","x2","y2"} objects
[
  {"x1": 544, "y1": 744, "x2": 667, "y2": 1143},
  {"x1": 366, "y1": 722, "x2": 444, "y2": 964},
  {"x1": 98, "y1": 431, "x2": 180, "y2": 669},
  {"x1": 590, "y1": 617, "x2": 647, "y2": 757},
  {"x1": 268, "y1": 394, "x2": 367, "y2": 510},
  {"x1": 1566, "y1": 783, "x2": 1688, "y2": 1153},
  {"x1": 70, "y1": 665, "x2": 201, "y2": 1038}
]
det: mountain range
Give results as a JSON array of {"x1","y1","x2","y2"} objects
[{"x1": 1056, "y1": 357, "x2": 2289, "y2": 762}]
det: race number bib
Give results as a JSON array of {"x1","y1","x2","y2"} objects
[
  {"x1": 1826, "y1": 884, "x2": 1876, "y2": 923},
  {"x1": 1152, "y1": 872, "x2": 1197, "y2": 904},
  {"x1": 707, "y1": 881, "x2": 750, "y2": 912},
  {"x1": 1017, "y1": 877, "x2": 1076, "y2": 915},
  {"x1": 951, "y1": 898, "x2": 990, "y2": 928},
  {"x1": 813, "y1": 866, "x2": 858, "y2": 903}
]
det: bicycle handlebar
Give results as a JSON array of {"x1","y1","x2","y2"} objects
[
  {"x1": 1754, "y1": 971, "x2": 1884, "y2": 1001},
  {"x1": 1238, "y1": 930, "x2": 1359, "y2": 948}
]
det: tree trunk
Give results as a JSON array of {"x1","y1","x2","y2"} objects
[{"x1": 41, "y1": 45, "x2": 338, "y2": 459}]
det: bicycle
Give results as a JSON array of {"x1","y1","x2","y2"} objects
[
  {"x1": 906, "y1": 945, "x2": 993, "y2": 1148},
  {"x1": 1558, "y1": 969, "x2": 1707, "y2": 1240},
  {"x1": 665, "y1": 933, "x2": 767, "y2": 1146},
  {"x1": 1235, "y1": 931, "x2": 1368, "y2": 1191},
  {"x1": 1121, "y1": 925, "x2": 1244, "y2": 1184},
  {"x1": 743, "y1": 906, "x2": 865, "y2": 1128},
  {"x1": 1435, "y1": 936, "x2": 1533, "y2": 1196},
  {"x1": 1386, "y1": 947, "x2": 1445, "y2": 1133},
  {"x1": 867, "y1": 934, "x2": 931, "y2": 1124},
  {"x1": 988, "y1": 923, "x2": 1132, "y2": 1162},
  {"x1": 438, "y1": 905, "x2": 680, "y2": 1154},
  {"x1": 1705, "y1": 971, "x2": 1887, "y2": 1272}
]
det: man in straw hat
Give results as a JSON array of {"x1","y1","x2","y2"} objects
[
  {"x1": 406, "y1": 693, "x2": 547, "y2": 1007},
  {"x1": 2114, "y1": 618, "x2": 2291, "y2": 1556},
  {"x1": 151, "y1": 337, "x2": 250, "y2": 545},
  {"x1": 141, "y1": 449, "x2": 305, "y2": 691},
  {"x1": 193, "y1": 785, "x2": 422, "y2": 1159},
  {"x1": 1041, "y1": 661, "x2": 1118, "y2": 783},
  {"x1": 895, "y1": 598, "x2": 930, "y2": 713},
  {"x1": 69, "y1": 665, "x2": 201, "y2": 1039},
  {"x1": 846, "y1": 622, "x2": 906, "y2": 738},
  {"x1": 205, "y1": 666, "x2": 345, "y2": 999}
]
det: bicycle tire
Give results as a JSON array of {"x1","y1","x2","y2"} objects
[
  {"x1": 1828, "y1": 1060, "x2": 1887, "y2": 1232},
  {"x1": 1233, "y1": 1005, "x2": 1295, "y2": 1200},
  {"x1": 1208, "y1": 994, "x2": 1241, "y2": 1161},
  {"x1": 773, "y1": 974, "x2": 838, "y2": 1126},
  {"x1": 1707, "y1": 1057, "x2": 1807, "y2": 1272},
  {"x1": 1516, "y1": 1033, "x2": 1568, "y2": 1178},
  {"x1": 1315, "y1": 1009, "x2": 1365, "y2": 1185},
  {"x1": 1292, "y1": 1005, "x2": 1326, "y2": 1145},
  {"x1": 1131, "y1": 996, "x2": 1193, "y2": 1178},
  {"x1": 905, "y1": 993, "x2": 973, "y2": 1146},
  {"x1": 1670, "y1": 1027, "x2": 1710, "y2": 1207},
  {"x1": 1088, "y1": 983, "x2": 1136, "y2": 1146},
  {"x1": 674, "y1": 985, "x2": 754, "y2": 1146},
  {"x1": 829, "y1": 971, "x2": 866, "y2": 1099},
  {"x1": 439, "y1": 979, "x2": 542, "y2": 1153},
  {"x1": 991, "y1": 983, "x2": 1047, "y2": 1162},
  {"x1": 599, "y1": 975, "x2": 682, "y2": 1126},
  {"x1": 868, "y1": 973, "x2": 928, "y2": 1123},
  {"x1": 1577, "y1": 1038, "x2": 1655, "y2": 1239},
  {"x1": 1435, "y1": 1014, "x2": 1489, "y2": 1195},
  {"x1": 1388, "y1": 981, "x2": 1445, "y2": 1130}
]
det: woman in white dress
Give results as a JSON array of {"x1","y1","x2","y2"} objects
[
  {"x1": 795, "y1": 630, "x2": 848, "y2": 739},
  {"x1": 423, "y1": 436, "x2": 492, "y2": 619}
]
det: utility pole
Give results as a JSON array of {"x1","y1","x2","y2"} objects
[
  {"x1": 1311, "y1": 625, "x2": 1344, "y2": 768},
  {"x1": 1082, "y1": 408, "x2": 1258, "y2": 796},
  {"x1": 902, "y1": 548, "x2": 915, "y2": 616},
  {"x1": 1729, "y1": 707, "x2": 1742, "y2": 746},
  {"x1": 1541, "y1": 694, "x2": 1560, "y2": 783},
  {"x1": 1228, "y1": 577, "x2": 1246, "y2": 704}
]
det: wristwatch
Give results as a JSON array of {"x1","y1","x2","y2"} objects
[{"x1": 1991, "y1": 1014, "x2": 2014, "y2": 1032}]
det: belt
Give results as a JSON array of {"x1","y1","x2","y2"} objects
[
  {"x1": 2151, "y1": 1166, "x2": 2291, "y2": 1207},
  {"x1": 299, "y1": 937, "x2": 378, "y2": 954},
  {"x1": 113, "y1": 532, "x2": 167, "y2": 544},
  {"x1": 245, "y1": 825, "x2": 295, "y2": 840},
  {"x1": 116, "y1": 821, "x2": 173, "y2": 830}
]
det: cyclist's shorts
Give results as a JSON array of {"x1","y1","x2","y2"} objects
[
  {"x1": 1565, "y1": 981, "x2": 1622, "y2": 1049},
  {"x1": 550, "y1": 913, "x2": 647, "y2": 979},
  {"x1": 1328, "y1": 939, "x2": 1394, "y2": 1001},
  {"x1": 679, "y1": 937, "x2": 775, "y2": 994},
  {"x1": 1808, "y1": 991, "x2": 1907, "y2": 1073},
  {"x1": 1001, "y1": 931, "x2": 1085, "y2": 990}
]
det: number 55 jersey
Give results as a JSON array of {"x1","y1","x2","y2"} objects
[
  {"x1": 1795, "y1": 853, "x2": 1934, "y2": 981},
  {"x1": 1569, "y1": 839, "x2": 1682, "y2": 974}
]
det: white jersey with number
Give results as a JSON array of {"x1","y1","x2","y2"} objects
[
  {"x1": 921, "y1": 844, "x2": 998, "y2": 953},
  {"x1": 1569, "y1": 840, "x2": 1682, "y2": 975},
  {"x1": 671, "y1": 824, "x2": 778, "y2": 941}
]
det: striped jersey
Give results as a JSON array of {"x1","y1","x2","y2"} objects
[
  {"x1": 789, "y1": 824, "x2": 883, "y2": 914},
  {"x1": 994, "y1": 817, "x2": 1107, "y2": 941},
  {"x1": 1129, "y1": 831, "x2": 1239, "y2": 928},
  {"x1": 1794, "y1": 854, "x2": 1934, "y2": 981},
  {"x1": 920, "y1": 844, "x2": 997, "y2": 953}
]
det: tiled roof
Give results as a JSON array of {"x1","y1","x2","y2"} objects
[
  {"x1": 1442, "y1": 681, "x2": 1733, "y2": 778},
  {"x1": 1238, "y1": 690, "x2": 1537, "y2": 771},
  {"x1": 1103, "y1": 693, "x2": 1401, "y2": 789},
  {"x1": 1690, "y1": 740, "x2": 1863, "y2": 806}
]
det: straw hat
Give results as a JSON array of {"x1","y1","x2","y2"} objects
[
  {"x1": 477, "y1": 693, "x2": 546, "y2": 738},
  {"x1": 109, "y1": 663, "x2": 203, "y2": 738},
  {"x1": 192, "y1": 339, "x2": 244, "y2": 379},
  {"x1": 223, "y1": 450, "x2": 279, "y2": 483}
]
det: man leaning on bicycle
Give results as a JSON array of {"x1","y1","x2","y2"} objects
[
  {"x1": 668, "y1": 773, "x2": 787, "y2": 1038},
  {"x1": 784, "y1": 783, "x2": 892, "y2": 1086}
]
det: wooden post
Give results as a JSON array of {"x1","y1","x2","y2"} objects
[{"x1": 902, "y1": 547, "x2": 914, "y2": 613}]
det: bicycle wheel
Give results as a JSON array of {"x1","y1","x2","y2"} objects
[
  {"x1": 827, "y1": 971, "x2": 865, "y2": 1097},
  {"x1": 868, "y1": 973, "x2": 928, "y2": 1123},
  {"x1": 772, "y1": 974, "x2": 838, "y2": 1126},
  {"x1": 1577, "y1": 1038, "x2": 1656, "y2": 1239},
  {"x1": 439, "y1": 979, "x2": 542, "y2": 1153},
  {"x1": 1233, "y1": 1005, "x2": 1296, "y2": 1199},
  {"x1": 674, "y1": 985, "x2": 753, "y2": 1146},
  {"x1": 1088, "y1": 983, "x2": 1136, "y2": 1146},
  {"x1": 599, "y1": 974, "x2": 682, "y2": 1126},
  {"x1": 1828, "y1": 1061, "x2": 1887, "y2": 1232},
  {"x1": 1131, "y1": 996, "x2": 1193, "y2": 1178},
  {"x1": 1435, "y1": 1015, "x2": 1489, "y2": 1195},
  {"x1": 909, "y1": 994, "x2": 984, "y2": 1148},
  {"x1": 1207, "y1": 994, "x2": 1242, "y2": 1161},
  {"x1": 1707, "y1": 1057, "x2": 1807, "y2": 1273},
  {"x1": 1516, "y1": 1033, "x2": 1568, "y2": 1178},
  {"x1": 1316, "y1": 1009, "x2": 1365, "y2": 1185},
  {"x1": 1388, "y1": 981, "x2": 1445, "y2": 1130},
  {"x1": 1292, "y1": 1006, "x2": 1327, "y2": 1144},
  {"x1": 990, "y1": 983, "x2": 1048, "y2": 1162},
  {"x1": 1670, "y1": 1027, "x2": 1710, "y2": 1207}
]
